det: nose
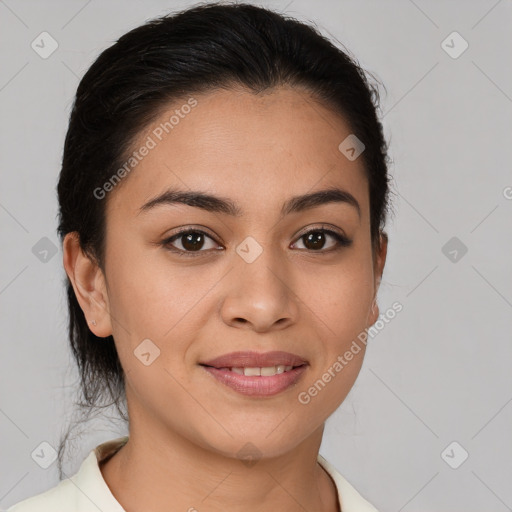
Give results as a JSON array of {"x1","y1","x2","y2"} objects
[{"x1": 220, "y1": 245, "x2": 300, "y2": 333}]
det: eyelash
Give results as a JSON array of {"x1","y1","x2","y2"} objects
[{"x1": 160, "y1": 226, "x2": 352, "y2": 257}]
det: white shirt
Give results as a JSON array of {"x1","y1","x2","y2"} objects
[{"x1": 6, "y1": 436, "x2": 378, "y2": 511}]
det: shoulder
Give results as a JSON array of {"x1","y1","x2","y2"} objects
[
  {"x1": 317, "y1": 454, "x2": 379, "y2": 512},
  {"x1": 5, "y1": 437, "x2": 128, "y2": 512}
]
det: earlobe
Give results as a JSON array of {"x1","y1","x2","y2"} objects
[
  {"x1": 368, "y1": 299, "x2": 380, "y2": 326},
  {"x1": 62, "y1": 232, "x2": 113, "y2": 337}
]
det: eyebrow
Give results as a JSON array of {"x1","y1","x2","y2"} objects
[{"x1": 138, "y1": 186, "x2": 361, "y2": 219}]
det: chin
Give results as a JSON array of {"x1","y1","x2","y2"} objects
[{"x1": 196, "y1": 422, "x2": 317, "y2": 463}]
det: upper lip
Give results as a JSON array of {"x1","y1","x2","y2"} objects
[{"x1": 200, "y1": 351, "x2": 308, "y2": 368}]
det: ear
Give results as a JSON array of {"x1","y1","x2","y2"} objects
[
  {"x1": 367, "y1": 231, "x2": 388, "y2": 326},
  {"x1": 62, "y1": 232, "x2": 113, "y2": 338}
]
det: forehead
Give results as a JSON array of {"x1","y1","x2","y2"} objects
[{"x1": 106, "y1": 86, "x2": 369, "y2": 220}]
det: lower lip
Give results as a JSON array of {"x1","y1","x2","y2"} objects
[{"x1": 201, "y1": 365, "x2": 308, "y2": 397}]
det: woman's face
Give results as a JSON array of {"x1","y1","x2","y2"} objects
[{"x1": 95, "y1": 86, "x2": 386, "y2": 459}]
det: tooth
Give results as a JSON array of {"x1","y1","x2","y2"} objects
[
  {"x1": 261, "y1": 366, "x2": 277, "y2": 376},
  {"x1": 230, "y1": 366, "x2": 293, "y2": 376},
  {"x1": 244, "y1": 367, "x2": 261, "y2": 376}
]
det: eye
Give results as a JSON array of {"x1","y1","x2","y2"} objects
[
  {"x1": 161, "y1": 228, "x2": 221, "y2": 256},
  {"x1": 292, "y1": 226, "x2": 352, "y2": 252}
]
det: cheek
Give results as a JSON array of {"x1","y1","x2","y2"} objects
[
  {"x1": 302, "y1": 256, "x2": 374, "y2": 334},
  {"x1": 104, "y1": 243, "x2": 219, "y2": 371},
  {"x1": 123, "y1": 354, "x2": 231, "y2": 450},
  {"x1": 104, "y1": 241, "x2": 185, "y2": 332}
]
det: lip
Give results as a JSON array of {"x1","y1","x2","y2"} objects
[
  {"x1": 200, "y1": 350, "x2": 308, "y2": 368},
  {"x1": 200, "y1": 351, "x2": 309, "y2": 398},
  {"x1": 201, "y1": 365, "x2": 308, "y2": 397}
]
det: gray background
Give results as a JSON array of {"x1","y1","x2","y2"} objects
[{"x1": 1, "y1": 0, "x2": 511, "y2": 510}]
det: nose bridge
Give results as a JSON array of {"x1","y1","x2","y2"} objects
[
  {"x1": 220, "y1": 234, "x2": 298, "y2": 330},
  {"x1": 235, "y1": 234, "x2": 288, "y2": 296}
]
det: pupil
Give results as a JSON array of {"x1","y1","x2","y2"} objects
[
  {"x1": 183, "y1": 233, "x2": 204, "y2": 251},
  {"x1": 305, "y1": 231, "x2": 325, "y2": 250}
]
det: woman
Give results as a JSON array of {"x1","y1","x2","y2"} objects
[{"x1": 8, "y1": 2, "x2": 390, "y2": 510}]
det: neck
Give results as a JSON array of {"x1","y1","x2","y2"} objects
[{"x1": 100, "y1": 423, "x2": 339, "y2": 512}]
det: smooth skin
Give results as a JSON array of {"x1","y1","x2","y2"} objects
[{"x1": 63, "y1": 85, "x2": 387, "y2": 512}]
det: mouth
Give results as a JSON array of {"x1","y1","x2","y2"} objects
[
  {"x1": 200, "y1": 364, "x2": 303, "y2": 376},
  {"x1": 200, "y1": 350, "x2": 308, "y2": 369},
  {"x1": 199, "y1": 351, "x2": 309, "y2": 397}
]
